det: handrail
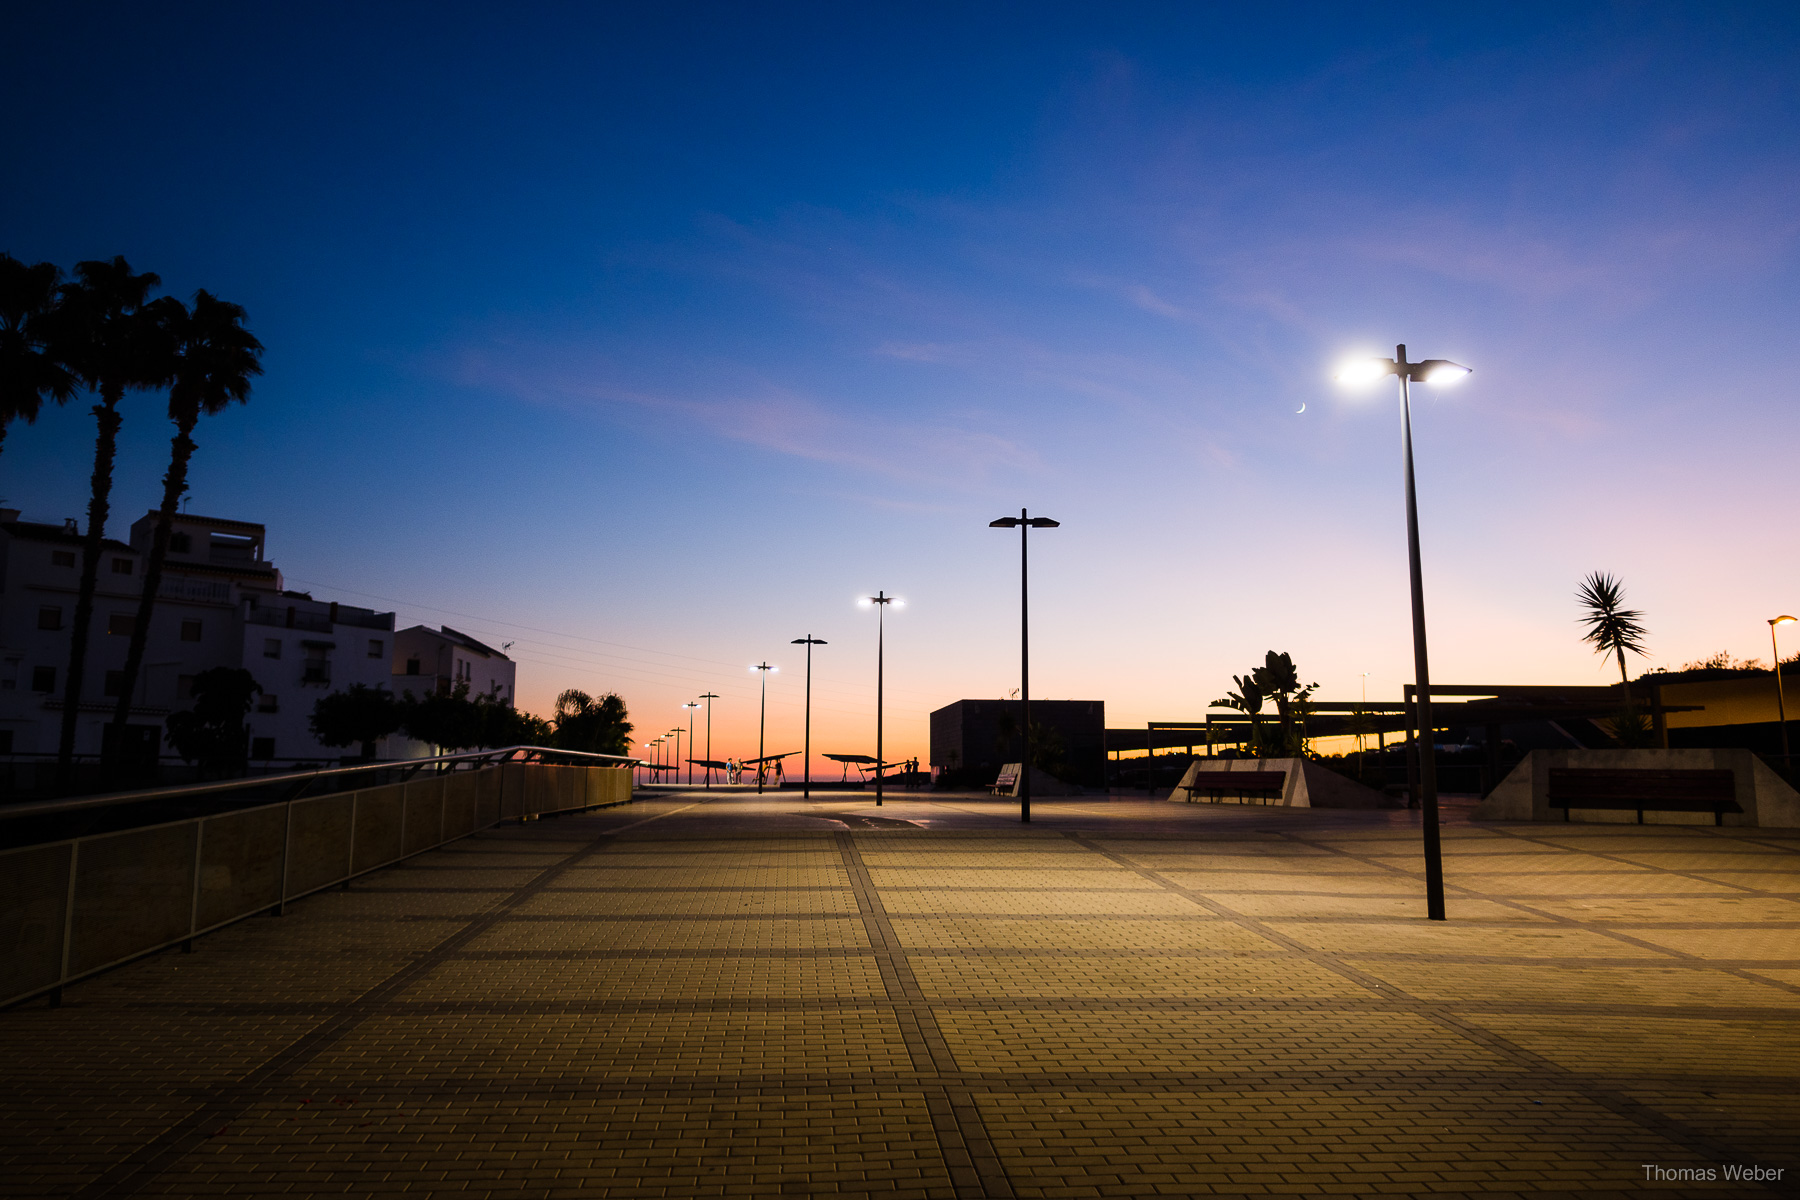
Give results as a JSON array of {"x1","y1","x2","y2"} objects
[{"x1": 0, "y1": 745, "x2": 642, "y2": 821}]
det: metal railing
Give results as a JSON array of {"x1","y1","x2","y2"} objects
[{"x1": 0, "y1": 747, "x2": 639, "y2": 1010}]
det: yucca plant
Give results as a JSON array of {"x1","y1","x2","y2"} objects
[{"x1": 1577, "y1": 571, "x2": 1651, "y2": 718}]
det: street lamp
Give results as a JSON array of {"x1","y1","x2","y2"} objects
[
  {"x1": 668, "y1": 727, "x2": 684, "y2": 789},
  {"x1": 699, "y1": 693, "x2": 719, "y2": 787},
  {"x1": 683, "y1": 702, "x2": 700, "y2": 786},
  {"x1": 1335, "y1": 344, "x2": 1470, "y2": 922},
  {"x1": 791, "y1": 636, "x2": 827, "y2": 799},
  {"x1": 858, "y1": 594, "x2": 900, "y2": 806},
  {"x1": 751, "y1": 661, "x2": 775, "y2": 793},
  {"x1": 989, "y1": 509, "x2": 1059, "y2": 823},
  {"x1": 1771, "y1": 616, "x2": 1796, "y2": 761}
]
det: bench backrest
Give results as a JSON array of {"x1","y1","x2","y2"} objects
[
  {"x1": 1189, "y1": 771, "x2": 1286, "y2": 790},
  {"x1": 1547, "y1": 768, "x2": 1734, "y2": 803},
  {"x1": 994, "y1": 767, "x2": 1020, "y2": 786}
]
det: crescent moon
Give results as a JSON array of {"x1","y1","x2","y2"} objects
[{"x1": 1295, "y1": 402, "x2": 1306, "y2": 414}]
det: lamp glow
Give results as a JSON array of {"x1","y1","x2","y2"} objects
[
  {"x1": 1422, "y1": 360, "x2": 1472, "y2": 385},
  {"x1": 1335, "y1": 358, "x2": 1391, "y2": 386},
  {"x1": 1775, "y1": 615, "x2": 1798, "y2": 626}
]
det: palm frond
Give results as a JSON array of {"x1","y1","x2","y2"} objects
[{"x1": 1576, "y1": 571, "x2": 1650, "y2": 658}]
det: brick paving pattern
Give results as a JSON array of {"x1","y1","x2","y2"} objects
[{"x1": 3, "y1": 792, "x2": 1797, "y2": 1198}]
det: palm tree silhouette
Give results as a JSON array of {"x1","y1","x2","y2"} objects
[
  {"x1": 1577, "y1": 571, "x2": 1650, "y2": 717},
  {"x1": 49, "y1": 257, "x2": 174, "y2": 786},
  {"x1": 0, "y1": 254, "x2": 77, "y2": 464},
  {"x1": 111, "y1": 291, "x2": 263, "y2": 736}
]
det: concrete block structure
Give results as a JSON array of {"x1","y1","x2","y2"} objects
[
  {"x1": 930, "y1": 698, "x2": 1105, "y2": 787},
  {"x1": 1166, "y1": 757, "x2": 1401, "y2": 809},
  {"x1": 1473, "y1": 748, "x2": 1800, "y2": 827}
]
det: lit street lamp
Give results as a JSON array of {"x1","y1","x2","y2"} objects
[
  {"x1": 751, "y1": 661, "x2": 776, "y2": 793},
  {"x1": 683, "y1": 702, "x2": 700, "y2": 786},
  {"x1": 859, "y1": 593, "x2": 900, "y2": 806},
  {"x1": 699, "y1": 692, "x2": 719, "y2": 787},
  {"x1": 989, "y1": 510, "x2": 1059, "y2": 822},
  {"x1": 791, "y1": 636, "x2": 827, "y2": 799},
  {"x1": 1336, "y1": 344, "x2": 1471, "y2": 922},
  {"x1": 668, "y1": 727, "x2": 684, "y2": 789},
  {"x1": 1771, "y1": 616, "x2": 1796, "y2": 761}
]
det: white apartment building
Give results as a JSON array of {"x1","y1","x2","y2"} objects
[
  {"x1": 392, "y1": 625, "x2": 516, "y2": 704},
  {"x1": 0, "y1": 508, "x2": 395, "y2": 764}
]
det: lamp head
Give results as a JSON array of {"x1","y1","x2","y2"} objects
[
  {"x1": 1773, "y1": 615, "x2": 1798, "y2": 626},
  {"x1": 1415, "y1": 359, "x2": 1472, "y2": 385},
  {"x1": 989, "y1": 517, "x2": 1021, "y2": 528}
]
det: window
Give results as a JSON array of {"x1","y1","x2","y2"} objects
[
  {"x1": 169, "y1": 532, "x2": 191, "y2": 553},
  {"x1": 37, "y1": 606, "x2": 62, "y2": 631},
  {"x1": 108, "y1": 612, "x2": 133, "y2": 636},
  {"x1": 180, "y1": 619, "x2": 202, "y2": 642},
  {"x1": 103, "y1": 670, "x2": 125, "y2": 697},
  {"x1": 31, "y1": 666, "x2": 55, "y2": 692},
  {"x1": 263, "y1": 638, "x2": 281, "y2": 659},
  {"x1": 0, "y1": 658, "x2": 15, "y2": 691},
  {"x1": 111, "y1": 557, "x2": 133, "y2": 575},
  {"x1": 51, "y1": 550, "x2": 75, "y2": 567},
  {"x1": 405, "y1": 657, "x2": 420, "y2": 675},
  {"x1": 250, "y1": 737, "x2": 275, "y2": 760},
  {"x1": 258, "y1": 692, "x2": 279, "y2": 713},
  {"x1": 302, "y1": 647, "x2": 331, "y2": 684},
  {"x1": 368, "y1": 639, "x2": 384, "y2": 659}
]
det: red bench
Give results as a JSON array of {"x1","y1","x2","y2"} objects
[
  {"x1": 988, "y1": 765, "x2": 1020, "y2": 796},
  {"x1": 1546, "y1": 768, "x2": 1740, "y2": 825},
  {"x1": 1181, "y1": 770, "x2": 1286, "y2": 805}
]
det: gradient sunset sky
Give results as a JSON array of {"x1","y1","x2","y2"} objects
[{"x1": 6, "y1": 3, "x2": 1798, "y2": 772}]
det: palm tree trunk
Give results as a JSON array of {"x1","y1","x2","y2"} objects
[
  {"x1": 1616, "y1": 646, "x2": 1634, "y2": 716},
  {"x1": 55, "y1": 392, "x2": 123, "y2": 790},
  {"x1": 112, "y1": 418, "x2": 197, "y2": 732}
]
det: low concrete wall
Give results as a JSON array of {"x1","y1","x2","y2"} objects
[
  {"x1": 1166, "y1": 759, "x2": 1400, "y2": 809},
  {"x1": 0, "y1": 763, "x2": 632, "y2": 1009},
  {"x1": 1472, "y1": 749, "x2": 1799, "y2": 827}
]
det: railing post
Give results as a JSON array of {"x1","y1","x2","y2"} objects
[
  {"x1": 184, "y1": 819, "x2": 206, "y2": 952},
  {"x1": 53, "y1": 841, "x2": 79, "y2": 1007},
  {"x1": 344, "y1": 790, "x2": 358, "y2": 888},
  {"x1": 276, "y1": 797, "x2": 294, "y2": 916}
]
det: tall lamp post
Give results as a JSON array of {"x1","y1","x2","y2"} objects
[
  {"x1": 1335, "y1": 345, "x2": 1470, "y2": 922},
  {"x1": 682, "y1": 702, "x2": 700, "y2": 786},
  {"x1": 989, "y1": 510, "x2": 1059, "y2": 823},
  {"x1": 1771, "y1": 616, "x2": 1796, "y2": 761},
  {"x1": 668, "y1": 728, "x2": 684, "y2": 789},
  {"x1": 860, "y1": 593, "x2": 900, "y2": 806},
  {"x1": 791, "y1": 636, "x2": 826, "y2": 799},
  {"x1": 698, "y1": 693, "x2": 719, "y2": 787},
  {"x1": 752, "y1": 661, "x2": 775, "y2": 793}
]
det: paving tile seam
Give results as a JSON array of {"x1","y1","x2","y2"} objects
[
  {"x1": 44, "y1": 1067, "x2": 1790, "y2": 1097},
  {"x1": 1274, "y1": 830, "x2": 1800, "y2": 1002},
  {"x1": 64, "y1": 801, "x2": 703, "y2": 1200},
  {"x1": 104, "y1": 996, "x2": 1800, "y2": 1020},
  {"x1": 1056, "y1": 829, "x2": 1789, "y2": 1182},
  {"x1": 835, "y1": 831, "x2": 1014, "y2": 1200}
]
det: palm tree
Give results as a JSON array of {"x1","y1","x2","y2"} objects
[
  {"x1": 111, "y1": 292, "x2": 262, "y2": 734},
  {"x1": 1577, "y1": 571, "x2": 1650, "y2": 715},
  {"x1": 0, "y1": 253, "x2": 77, "y2": 462},
  {"x1": 48, "y1": 257, "x2": 175, "y2": 786}
]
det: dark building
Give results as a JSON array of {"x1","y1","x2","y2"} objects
[{"x1": 930, "y1": 698, "x2": 1106, "y2": 787}]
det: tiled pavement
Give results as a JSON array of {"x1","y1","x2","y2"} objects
[{"x1": 4, "y1": 791, "x2": 1798, "y2": 1198}]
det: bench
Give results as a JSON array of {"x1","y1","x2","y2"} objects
[
  {"x1": 1181, "y1": 770, "x2": 1286, "y2": 805},
  {"x1": 1546, "y1": 768, "x2": 1741, "y2": 825},
  {"x1": 988, "y1": 764, "x2": 1020, "y2": 796}
]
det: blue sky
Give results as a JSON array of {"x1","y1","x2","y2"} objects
[{"x1": 6, "y1": 3, "x2": 1798, "y2": 765}]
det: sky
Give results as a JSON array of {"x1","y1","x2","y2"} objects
[{"x1": 5, "y1": 2, "x2": 1799, "y2": 773}]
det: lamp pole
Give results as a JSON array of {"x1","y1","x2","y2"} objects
[
  {"x1": 669, "y1": 728, "x2": 683, "y2": 789},
  {"x1": 699, "y1": 693, "x2": 719, "y2": 787},
  {"x1": 862, "y1": 593, "x2": 897, "y2": 806},
  {"x1": 752, "y1": 661, "x2": 774, "y2": 794},
  {"x1": 792, "y1": 636, "x2": 826, "y2": 799},
  {"x1": 1771, "y1": 617, "x2": 1796, "y2": 761},
  {"x1": 683, "y1": 702, "x2": 700, "y2": 786},
  {"x1": 989, "y1": 509, "x2": 1059, "y2": 822},
  {"x1": 1335, "y1": 345, "x2": 1470, "y2": 922}
]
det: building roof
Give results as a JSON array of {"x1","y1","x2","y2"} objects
[
  {"x1": 138, "y1": 511, "x2": 266, "y2": 533},
  {"x1": 439, "y1": 625, "x2": 509, "y2": 659},
  {"x1": 2, "y1": 519, "x2": 132, "y2": 554}
]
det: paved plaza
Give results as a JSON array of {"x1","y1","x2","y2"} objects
[{"x1": 4, "y1": 791, "x2": 1797, "y2": 1198}]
